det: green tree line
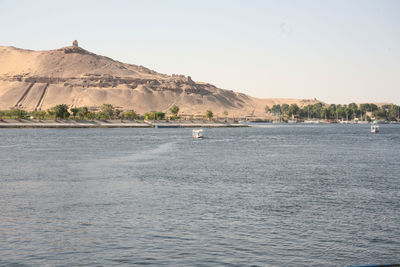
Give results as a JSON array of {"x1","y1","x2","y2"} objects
[
  {"x1": 0, "y1": 103, "x2": 218, "y2": 122},
  {"x1": 0, "y1": 104, "x2": 138, "y2": 121},
  {"x1": 265, "y1": 102, "x2": 400, "y2": 121}
]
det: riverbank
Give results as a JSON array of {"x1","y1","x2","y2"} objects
[{"x1": 0, "y1": 119, "x2": 248, "y2": 128}]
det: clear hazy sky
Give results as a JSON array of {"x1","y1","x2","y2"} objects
[{"x1": 1, "y1": 0, "x2": 399, "y2": 104}]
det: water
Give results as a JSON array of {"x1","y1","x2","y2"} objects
[{"x1": 0, "y1": 124, "x2": 399, "y2": 266}]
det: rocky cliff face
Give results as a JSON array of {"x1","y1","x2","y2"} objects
[{"x1": 0, "y1": 42, "x2": 314, "y2": 116}]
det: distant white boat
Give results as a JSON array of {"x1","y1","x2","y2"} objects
[
  {"x1": 370, "y1": 125, "x2": 379, "y2": 133},
  {"x1": 304, "y1": 120, "x2": 319, "y2": 124},
  {"x1": 192, "y1": 129, "x2": 204, "y2": 139}
]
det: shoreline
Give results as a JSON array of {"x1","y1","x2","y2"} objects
[{"x1": 0, "y1": 119, "x2": 248, "y2": 128}]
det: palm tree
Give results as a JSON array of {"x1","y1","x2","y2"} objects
[
  {"x1": 205, "y1": 110, "x2": 213, "y2": 121},
  {"x1": 169, "y1": 104, "x2": 180, "y2": 118}
]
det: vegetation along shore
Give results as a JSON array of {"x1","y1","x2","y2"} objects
[{"x1": 1, "y1": 102, "x2": 399, "y2": 128}]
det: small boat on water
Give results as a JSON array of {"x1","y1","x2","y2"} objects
[
  {"x1": 192, "y1": 129, "x2": 204, "y2": 139},
  {"x1": 154, "y1": 124, "x2": 180, "y2": 128},
  {"x1": 304, "y1": 120, "x2": 320, "y2": 124},
  {"x1": 371, "y1": 125, "x2": 379, "y2": 133}
]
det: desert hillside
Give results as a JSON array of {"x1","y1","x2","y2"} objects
[{"x1": 0, "y1": 41, "x2": 317, "y2": 116}]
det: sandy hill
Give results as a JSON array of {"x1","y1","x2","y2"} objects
[{"x1": 0, "y1": 41, "x2": 317, "y2": 116}]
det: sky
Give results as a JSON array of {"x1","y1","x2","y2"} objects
[{"x1": 1, "y1": 0, "x2": 399, "y2": 104}]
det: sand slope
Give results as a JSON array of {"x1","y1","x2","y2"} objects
[{"x1": 0, "y1": 42, "x2": 317, "y2": 116}]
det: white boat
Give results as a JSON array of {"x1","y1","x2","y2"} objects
[
  {"x1": 192, "y1": 129, "x2": 204, "y2": 139},
  {"x1": 304, "y1": 120, "x2": 320, "y2": 124},
  {"x1": 370, "y1": 125, "x2": 379, "y2": 133}
]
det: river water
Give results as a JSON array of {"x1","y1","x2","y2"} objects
[{"x1": 0, "y1": 124, "x2": 399, "y2": 266}]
